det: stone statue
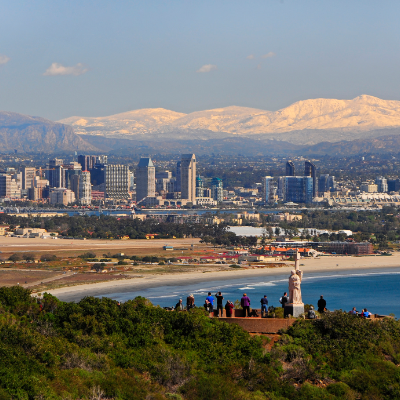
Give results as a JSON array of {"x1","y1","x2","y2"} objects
[
  {"x1": 284, "y1": 250, "x2": 304, "y2": 317},
  {"x1": 289, "y1": 269, "x2": 303, "y2": 304}
]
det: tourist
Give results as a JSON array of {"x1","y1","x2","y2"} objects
[
  {"x1": 308, "y1": 306, "x2": 317, "y2": 319},
  {"x1": 241, "y1": 293, "x2": 251, "y2": 317},
  {"x1": 225, "y1": 300, "x2": 234, "y2": 317},
  {"x1": 363, "y1": 308, "x2": 371, "y2": 318},
  {"x1": 187, "y1": 294, "x2": 195, "y2": 311},
  {"x1": 260, "y1": 295, "x2": 269, "y2": 318},
  {"x1": 204, "y1": 299, "x2": 210, "y2": 313},
  {"x1": 280, "y1": 292, "x2": 289, "y2": 308},
  {"x1": 175, "y1": 299, "x2": 184, "y2": 311},
  {"x1": 317, "y1": 295, "x2": 326, "y2": 313},
  {"x1": 349, "y1": 307, "x2": 357, "y2": 315},
  {"x1": 206, "y1": 292, "x2": 214, "y2": 313},
  {"x1": 215, "y1": 291, "x2": 224, "y2": 317}
]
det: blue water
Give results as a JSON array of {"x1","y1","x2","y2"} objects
[{"x1": 106, "y1": 268, "x2": 400, "y2": 317}]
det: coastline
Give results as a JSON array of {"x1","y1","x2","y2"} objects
[{"x1": 43, "y1": 253, "x2": 400, "y2": 301}]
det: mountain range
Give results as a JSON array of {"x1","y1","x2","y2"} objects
[
  {"x1": 0, "y1": 112, "x2": 96, "y2": 153},
  {"x1": 2, "y1": 95, "x2": 400, "y2": 155},
  {"x1": 59, "y1": 95, "x2": 400, "y2": 145}
]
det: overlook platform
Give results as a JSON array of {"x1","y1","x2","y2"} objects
[
  {"x1": 207, "y1": 308, "x2": 392, "y2": 334},
  {"x1": 209, "y1": 308, "x2": 296, "y2": 333}
]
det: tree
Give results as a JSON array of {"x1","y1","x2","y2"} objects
[{"x1": 8, "y1": 253, "x2": 21, "y2": 262}]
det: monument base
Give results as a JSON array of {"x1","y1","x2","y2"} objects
[{"x1": 284, "y1": 303, "x2": 304, "y2": 318}]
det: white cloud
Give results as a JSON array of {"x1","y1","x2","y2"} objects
[
  {"x1": 43, "y1": 62, "x2": 88, "y2": 76},
  {"x1": 246, "y1": 54, "x2": 255, "y2": 60},
  {"x1": 0, "y1": 54, "x2": 10, "y2": 65},
  {"x1": 256, "y1": 63, "x2": 262, "y2": 70},
  {"x1": 196, "y1": 64, "x2": 217, "y2": 73},
  {"x1": 261, "y1": 52, "x2": 276, "y2": 59}
]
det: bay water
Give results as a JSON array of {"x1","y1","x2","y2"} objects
[{"x1": 105, "y1": 268, "x2": 400, "y2": 317}]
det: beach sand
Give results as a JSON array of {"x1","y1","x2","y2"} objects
[{"x1": 44, "y1": 253, "x2": 400, "y2": 302}]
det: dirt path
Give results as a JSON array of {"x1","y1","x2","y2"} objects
[{"x1": 22, "y1": 271, "x2": 75, "y2": 288}]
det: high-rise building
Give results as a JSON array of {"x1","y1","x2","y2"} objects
[
  {"x1": 104, "y1": 165, "x2": 130, "y2": 199},
  {"x1": 78, "y1": 155, "x2": 108, "y2": 171},
  {"x1": 156, "y1": 171, "x2": 172, "y2": 180},
  {"x1": 318, "y1": 174, "x2": 336, "y2": 193},
  {"x1": 277, "y1": 177, "x2": 286, "y2": 201},
  {"x1": 304, "y1": 161, "x2": 318, "y2": 198},
  {"x1": 175, "y1": 161, "x2": 181, "y2": 192},
  {"x1": 78, "y1": 155, "x2": 93, "y2": 172},
  {"x1": 21, "y1": 166, "x2": 36, "y2": 190},
  {"x1": 375, "y1": 176, "x2": 388, "y2": 193},
  {"x1": 285, "y1": 176, "x2": 313, "y2": 204},
  {"x1": 264, "y1": 176, "x2": 275, "y2": 204},
  {"x1": 63, "y1": 162, "x2": 82, "y2": 189},
  {"x1": 211, "y1": 177, "x2": 223, "y2": 202},
  {"x1": 196, "y1": 175, "x2": 204, "y2": 198},
  {"x1": 388, "y1": 179, "x2": 400, "y2": 192},
  {"x1": 71, "y1": 171, "x2": 92, "y2": 205},
  {"x1": 155, "y1": 171, "x2": 174, "y2": 193},
  {"x1": 47, "y1": 159, "x2": 63, "y2": 188},
  {"x1": 286, "y1": 161, "x2": 295, "y2": 176},
  {"x1": 136, "y1": 157, "x2": 156, "y2": 202},
  {"x1": 181, "y1": 154, "x2": 196, "y2": 204}
]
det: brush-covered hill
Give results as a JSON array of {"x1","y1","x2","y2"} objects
[{"x1": 1, "y1": 286, "x2": 400, "y2": 400}]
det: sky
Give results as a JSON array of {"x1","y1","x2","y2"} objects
[{"x1": 1, "y1": 0, "x2": 400, "y2": 121}]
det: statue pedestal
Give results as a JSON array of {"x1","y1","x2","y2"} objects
[{"x1": 284, "y1": 303, "x2": 304, "y2": 318}]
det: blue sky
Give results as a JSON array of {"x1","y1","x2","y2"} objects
[{"x1": 0, "y1": 0, "x2": 399, "y2": 120}]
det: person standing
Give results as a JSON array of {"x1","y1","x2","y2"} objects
[
  {"x1": 186, "y1": 294, "x2": 195, "y2": 311},
  {"x1": 215, "y1": 291, "x2": 224, "y2": 317},
  {"x1": 260, "y1": 295, "x2": 269, "y2": 318},
  {"x1": 241, "y1": 293, "x2": 251, "y2": 317},
  {"x1": 317, "y1": 295, "x2": 326, "y2": 313},
  {"x1": 206, "y1": 292, "x2": 214, "y2": 314},
  {"x1": 280, "y1": 292, "x2": 289, "y2": 309},
  {"x1": 225, "y1": 300, "x2": 234, "y2": 318},
  {"x1": 175, "y1": 299, "x2": 184, "y2": 311}
]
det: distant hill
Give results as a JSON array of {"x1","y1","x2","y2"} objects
[
  {"x1": 0, "y1": 112, "x2": 97, "y2": 153},
  {"x1": 59, "y1": 95, "x2": 400, "y2": 145}
]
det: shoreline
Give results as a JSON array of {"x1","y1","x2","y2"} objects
[{"x1": 43, "y1": 254, "x2": 400, "y2": 302}]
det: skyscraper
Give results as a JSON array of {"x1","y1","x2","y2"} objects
[
  {"x1": 21, "y1": 166, "x2": 36, "y2": 190},
  {"x1": 285, "y1": 176, "x2": 313, "y2": 204},
  {"x1": 304, "y1": 161, "x2": 318, "y2": 198},
  {"x1": 286, "y1": 161, "x2": 295, "y2": 176},
  {"x1": 195, "y1": 175, "x2": 204, "y2": 198},
  {"x1": 264, "y1": 176, "x2": 274, "y2": 204},
  {"x1": 211, "y1": 177, "x2": 223, "y2": 202},
  {"x1": 175, "y1": 161, "x2": 181, "y2": 192},
  {"x1": 47, "y1": 158, "x2": 63, "y2": 188},
  {"x1": 104, "y1": 164, "x2": 130, "y2": 200},
  {"x1": 136, "y1": 157, "x2": 155, "y2": 202},
  {"x1": 181, "y1": 154, "x2": 196, "y2": 204},
  {"x1": 72, "y1": 171, "x2": 92, "y2": 205},
  {"x1": 319, "y1": 174, "x2": 336, "y2": 193},
  {"x1": 375, "y1": 176, "x2": 388, "y2": 193}
]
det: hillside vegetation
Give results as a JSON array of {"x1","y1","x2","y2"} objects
[{"x1": 1, "y1": 287, "x2": 400, "y2": 399}]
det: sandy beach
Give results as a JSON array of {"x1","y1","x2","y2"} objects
[{"x1": 44, "y1": 253, "x2": 400, "y2": 302}]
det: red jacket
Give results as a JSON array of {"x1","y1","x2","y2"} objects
[{"x1": 225, "y1": 302, "x2": 234, "y2": 315}]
